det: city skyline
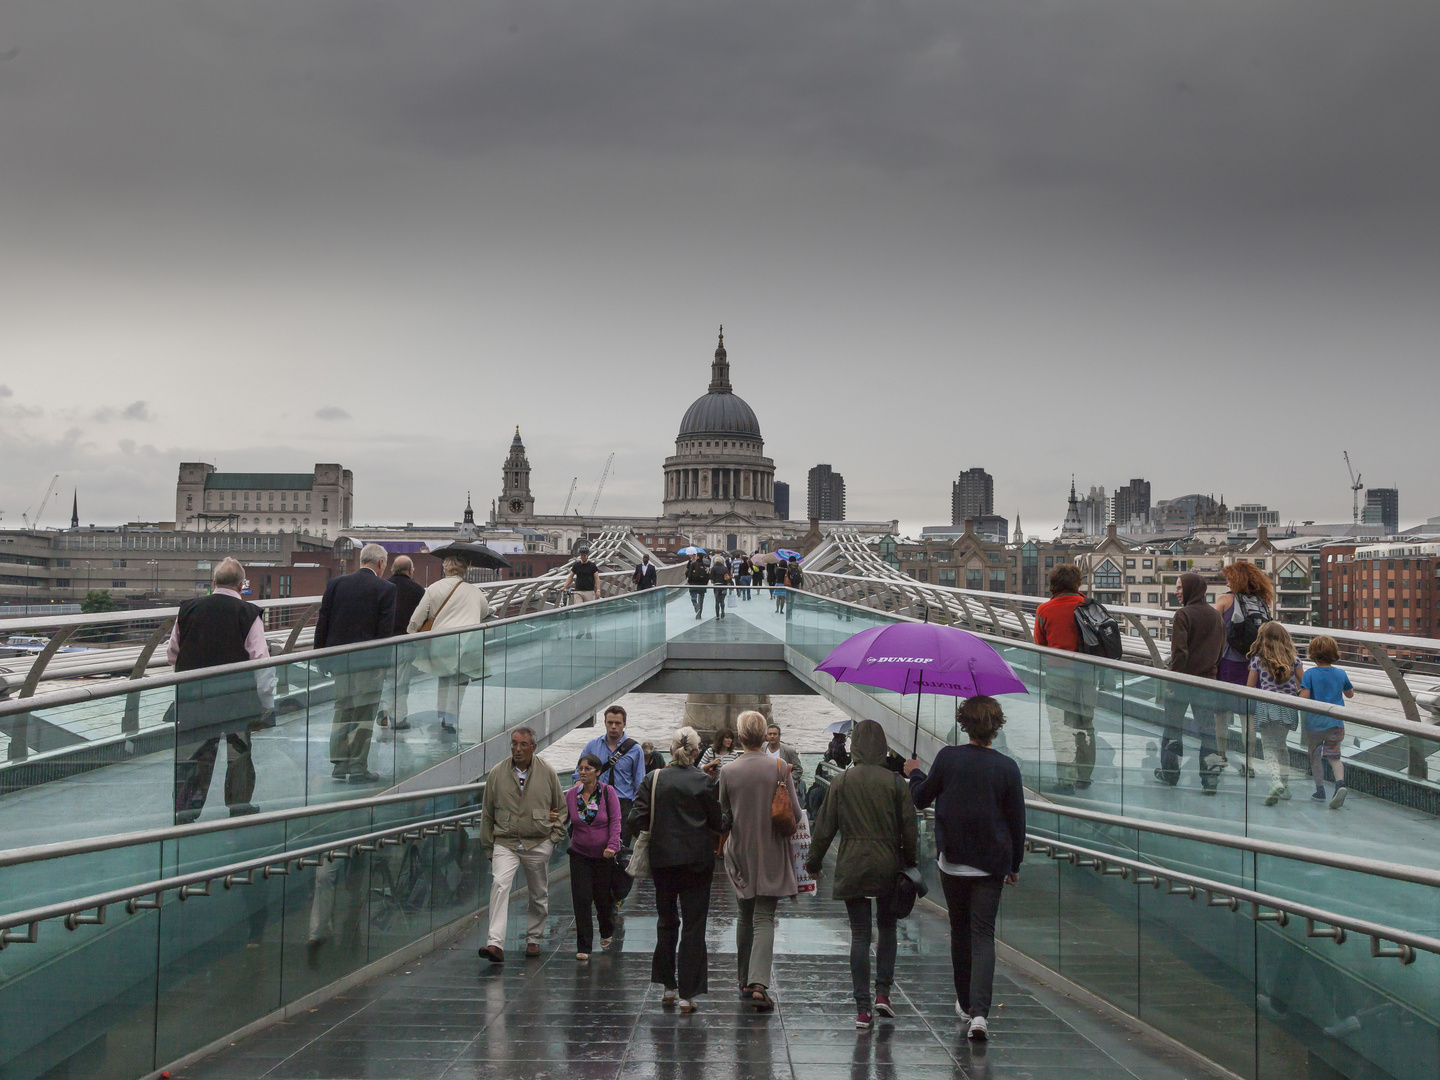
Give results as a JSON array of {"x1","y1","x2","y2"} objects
[{"x1": 1, "y1": 2, "x2": 1436, "y2": 536}]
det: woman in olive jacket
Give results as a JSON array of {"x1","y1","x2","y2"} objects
[{"x1": 806, "y1": 720, "x2": 918, "y2": 1024}]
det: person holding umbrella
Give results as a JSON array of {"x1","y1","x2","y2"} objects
[
  {"x1": 903, "y1": 697, "x2": 1024, "y2": 1041},
  {"x1": 407, "y1": 549, "x2": 492, "y2": 735}
]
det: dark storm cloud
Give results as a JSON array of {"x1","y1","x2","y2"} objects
[
  {"x1": 376, "y1": 0, "x2": 1440, "y2": 215},
  {"x1": 5, "y1": 1, "x2": 1440, "y2": 222}
]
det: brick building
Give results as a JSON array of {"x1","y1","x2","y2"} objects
[{"x1": 1320, "y1": 541, "x2": 1437, "y2": 635}]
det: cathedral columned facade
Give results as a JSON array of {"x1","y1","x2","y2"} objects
[
  {"x1": 662, "y1": 329, "x2": 777, "y2": 520},
  {"x1": 489, "y1": 329, "x2": 894, "y2": 555}
]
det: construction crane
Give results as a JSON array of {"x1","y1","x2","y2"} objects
[
  {"x1": 22, "y1": 474, "x2": 60, "y2": 529},
  {"x1": 588, "y1": 454, "x2": 615, "y2": 515},
  {"x1": 1343, "y1": 451, "x2": 1363, "y2": 526},
  {"x1": 560, "y1": 476, "x2": 579, "y2": 516}
]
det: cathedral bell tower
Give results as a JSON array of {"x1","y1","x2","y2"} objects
[{"x1": 498, "y1": 426, "x2": 535, "y2": 522}]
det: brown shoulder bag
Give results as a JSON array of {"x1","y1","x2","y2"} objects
[
  {"x1": 419, "y1": 580, "x2": 463, "y2": 633},
  {"x1": 771, "y1": 757, "x2": 798, "y2": 837}
]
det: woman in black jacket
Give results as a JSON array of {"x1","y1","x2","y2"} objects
[
  {"x1": 904, "y1": 696, "x2": 1025, "y2": 1042},
  {"x1": 628, "y1": 726, "x2": 723, "y2": 1013}
]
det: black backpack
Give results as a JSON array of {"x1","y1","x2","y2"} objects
[
  {"x1": 1073, "y1": 598, "x2": 1123, "y2": 660},
  {"x1": 1227, "y1": 593, "x2": 1270, "y2": 654}
]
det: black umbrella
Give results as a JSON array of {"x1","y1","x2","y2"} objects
[{"x1": 428, "y1": 540, "x2": 513, "y2": 570}]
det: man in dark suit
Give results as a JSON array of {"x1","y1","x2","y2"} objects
[
  {"x1": 633, "y1": 553, "x2": 658, "y2": 591},
  {"x1": 315, "y1": 543, "x2": 396, "y2": 782},
  {"x1": 382, "y1": 555, "x2": 426, "y2": 732}
]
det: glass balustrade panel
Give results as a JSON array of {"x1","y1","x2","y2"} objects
[{"x1": 155, "y1": 820, "x2": 287, "y2": 1064}]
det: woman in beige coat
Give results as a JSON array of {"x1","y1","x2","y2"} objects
[
  {"x1": 719, "y1": 709, "x2": 801, "y2": 1011},
  {"x1": 407, "y1": 555, "x2": 490, "y2": 734}
]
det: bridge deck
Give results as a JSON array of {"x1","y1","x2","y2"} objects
[{"x1": 173, "y1": 860, "x2": 1221, "y2": 1080}]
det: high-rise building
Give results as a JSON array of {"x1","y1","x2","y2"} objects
[
  {"x1": 1363, "y1": 488, "x2": 1400, "y2": 534},
  {"x1": 1112, "y1": 478, "x2": 1152, "y2": 531},
  {"x1": 774, "y1": 481, "x2": 790, "y2": 519},
  {"x1": 1078, "y1": 486, "x2": 1109, "y2": 536},
  {"x1": 807, "y1": 465, "x2": 846, "y2": 521},
  {"x1": 951, "y1": 468, "x2": 994, "y2": 526}
]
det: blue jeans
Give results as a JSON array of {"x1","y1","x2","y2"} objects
[{"x1": 738, "y1": 575, "x2": 752, "y2": 599}]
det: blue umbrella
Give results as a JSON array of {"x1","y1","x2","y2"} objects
[
  {"x1": 677, "y1": 546, "x2": 706, "y2": 556},
  {"x1": 775, "y1": 549, "x2": 802, "y2": 561}
]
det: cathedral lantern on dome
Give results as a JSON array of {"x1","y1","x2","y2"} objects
[{"x1": 662, "y1": 328, "x2": 778, "y2": 520}]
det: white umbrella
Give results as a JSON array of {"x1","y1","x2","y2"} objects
[{"x1": 824, "y1": 719, "x2": 853, "y2": 735}]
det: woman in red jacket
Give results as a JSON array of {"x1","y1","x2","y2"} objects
[{"x1": 1033, "y1": 564, "x2": 1098, "y2": 794}]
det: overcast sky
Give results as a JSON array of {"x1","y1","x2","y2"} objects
[{"x1": 1, "y1": 0, "x2": 1436, "y2": 538}]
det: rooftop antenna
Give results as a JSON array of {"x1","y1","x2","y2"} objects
[{"x1": 1343, "y1": 451, "x2": 1363, "y2": 526}]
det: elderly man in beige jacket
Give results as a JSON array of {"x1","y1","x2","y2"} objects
[{"x1": 478, "y1": 726, "x2": 567, "y2": 963}]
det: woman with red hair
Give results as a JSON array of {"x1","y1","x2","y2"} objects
[{"x1": 1214, "y1": 561, "x2": 1275, "y2": 775}]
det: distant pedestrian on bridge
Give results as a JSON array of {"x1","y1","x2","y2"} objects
[
  {"x1": 720, "y1": 710, "x2": 802, "y2": 1012},
  {"x1": 564, "y1": 544, "x2": 601, "y2": 604},
  {"x1": 709, "y1": 554, "x2": 732, "y2": 619},
  {"x1": 1033, "y1": 563, "x2": 1098, "y2": 794},
  {"x1": 806, "y1": 719, "x2": 917, "y2": 1029},
  {"x1": 479, "y1": 727, "x2": 566, "y2": 964},
  {"x1": 633, "y1": 553, "x2": 657, "y2": 591},
  {"x1": 1155, "y1": 571, "x2": 1226, "y2": 795},
  {"x1": 1214, "y1": 562, "x2": 1274, "y2": 775},
  {"x1": 630, "y1": 725, "x2": 723, "y2": 1013},
  {"x1": 686, "y1": 553, "x2": 709, "y2": 618},
  {"x1": 314, "y1": 543, "x2": 395, "y2": 784},
  {"x1": 406, "y1": 554, "x2": 489, "y2": 736},
  {"x1": 381, "y1": 555, "x2": 425, "y2": 732},
  {"x1": 734, "y1": 554, "x2": 752, "y2": 600},
  {"x1": 904, "y1": 696, "x2": 1024, "y2": 1041},
  {"x1": 168, "y1": 557, "x2": 273, "y2": 823}
]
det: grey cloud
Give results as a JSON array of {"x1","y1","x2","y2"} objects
[
  {"x1": 89, "y1": 401, "x2": 152, "y2": 422},
  {"x1": 121, "y1": 401, "x2": 151, "y2": 421},
  {"x1": 0, "y1": 385, "x2": 11, "y2": 397},
  {"x1": 315, "y1": 406, "x2": 351, "y2": 421}
]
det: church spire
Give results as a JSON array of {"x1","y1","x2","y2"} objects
[
  {"x1": 1061, "y1": 475, "x2": 1084, "y2": 537},
  {"x1": 708, "y1": 325, "x2": 731, "y2": 393},
  {"x1": 71, "y1": 489, "x2": 79, "y2": 530},
  {"x1": 464, "y1": 491, "x2": 475, "y2": 525}
]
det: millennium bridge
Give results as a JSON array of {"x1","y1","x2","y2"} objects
[{"x1": 0, "y1": 530, "x2": 1435, "y2": 1080}]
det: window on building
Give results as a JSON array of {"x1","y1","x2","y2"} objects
[
  {"x1": 918, "y1": 569, "x2": 929, "y2": 582},
  {"x1": 1045, "y1": 557, "x2": 1054, "y2": 568},
  {"x1": 1130, "y1": 592, "x2": 1141, "y2": 602},
  {"x1": 1125, "y1": 559, "x2": 1135, "y2": 569},
  {"x1": 1142, "y1": 559, "x2": 1153, "y2": 569},
  {"x1": 966, "y1": 568, "x2": 983, "y2": 590},
  {"x1": 1093, "y1": 561, "x2": 1121, "y2": 590},
  {"x1": 989, "y1": 569, "x2": 1006, "y2": 591},
  {"x1": 939, "y1": 569, "x2": 956, "y2": 587},
  {"x1": 1125, "y1": 576, "x2": 1136, "y2": 584},
  {"x1": 1147, "y1": 592, "x2": 1159, "y2": 603},
  {"x1": 112, "y1": 580, "x2": 126, "y2": 588}
]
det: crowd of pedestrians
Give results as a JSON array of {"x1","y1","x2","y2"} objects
[
  {"x1": 680, "y1": 550, "x2": 804, "y2": 619},
  {"x1": 1029, "y1": 562, "x2": 1354, "y2": 808}
]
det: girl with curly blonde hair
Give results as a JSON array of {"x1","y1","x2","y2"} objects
[{"x1": 1245, "y1": 621, "x2": 1303, "y2": 805}]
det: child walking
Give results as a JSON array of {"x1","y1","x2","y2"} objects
[
  {"x1": 1246, "y1": 622, "x2": 1303, "y2": 806},
  {"x1": 1298, "y1": 635, "x2": 1354, "y2": 809}
]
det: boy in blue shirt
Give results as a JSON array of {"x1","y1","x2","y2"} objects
[{"x1": 1298, "y1": 636, "x2": 1353, "y2": 809}]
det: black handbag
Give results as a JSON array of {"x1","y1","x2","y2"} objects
[{"x1": 892, "y1": 865, "x2": 928, "y2": 919}]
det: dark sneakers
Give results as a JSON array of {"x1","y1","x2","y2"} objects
[{"x1": 874, "y1": 993, "x2": 895, "y2": 1018}]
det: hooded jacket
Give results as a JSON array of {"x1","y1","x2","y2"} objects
[
  {"x1": 1170, "y1": 572, "x2": 1226, "y2": 679},
  {"x1": 805, "y1": 720, "x2": 918, "y2": 900}
]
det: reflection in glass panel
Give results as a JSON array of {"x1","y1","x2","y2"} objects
[{"x1": 0, "y1": 684, "x2": 178, "y2": 850}]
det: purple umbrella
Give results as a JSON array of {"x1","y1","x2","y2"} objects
[{"x1": 816, "y1": 622, "x2": 1028, "y2": 753}]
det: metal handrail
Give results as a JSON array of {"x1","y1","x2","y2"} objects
[
  {"x1": 0, "y1": 805, "x2": 483, "y2": 947},
  {"x1": 0, "y1": 782, "x2": 485, "y2": 869},
  {"x1": 0, "y1": 586, "x2": 662, "y2": 720},
  {"x1": 1023, "y1": 834, "x2": 1435, "y2": 964},
  {"x1": 802, "y1": 567, "x2": 1440, "y2": 726},
  {"x1": 793, "y1": 587, "x2": 1440, "y2": 745},
  {"x1": 1022, "y1": 797, "x2": 1440, "y2": 888}
]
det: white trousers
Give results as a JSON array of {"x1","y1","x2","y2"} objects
[{"x1": 487, "y1": 841, "x2": 553, "y2": 948}]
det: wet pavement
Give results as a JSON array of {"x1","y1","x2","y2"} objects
[{"x1": 175, "y1": 855, "x2": 1224, "y2": 1080}]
